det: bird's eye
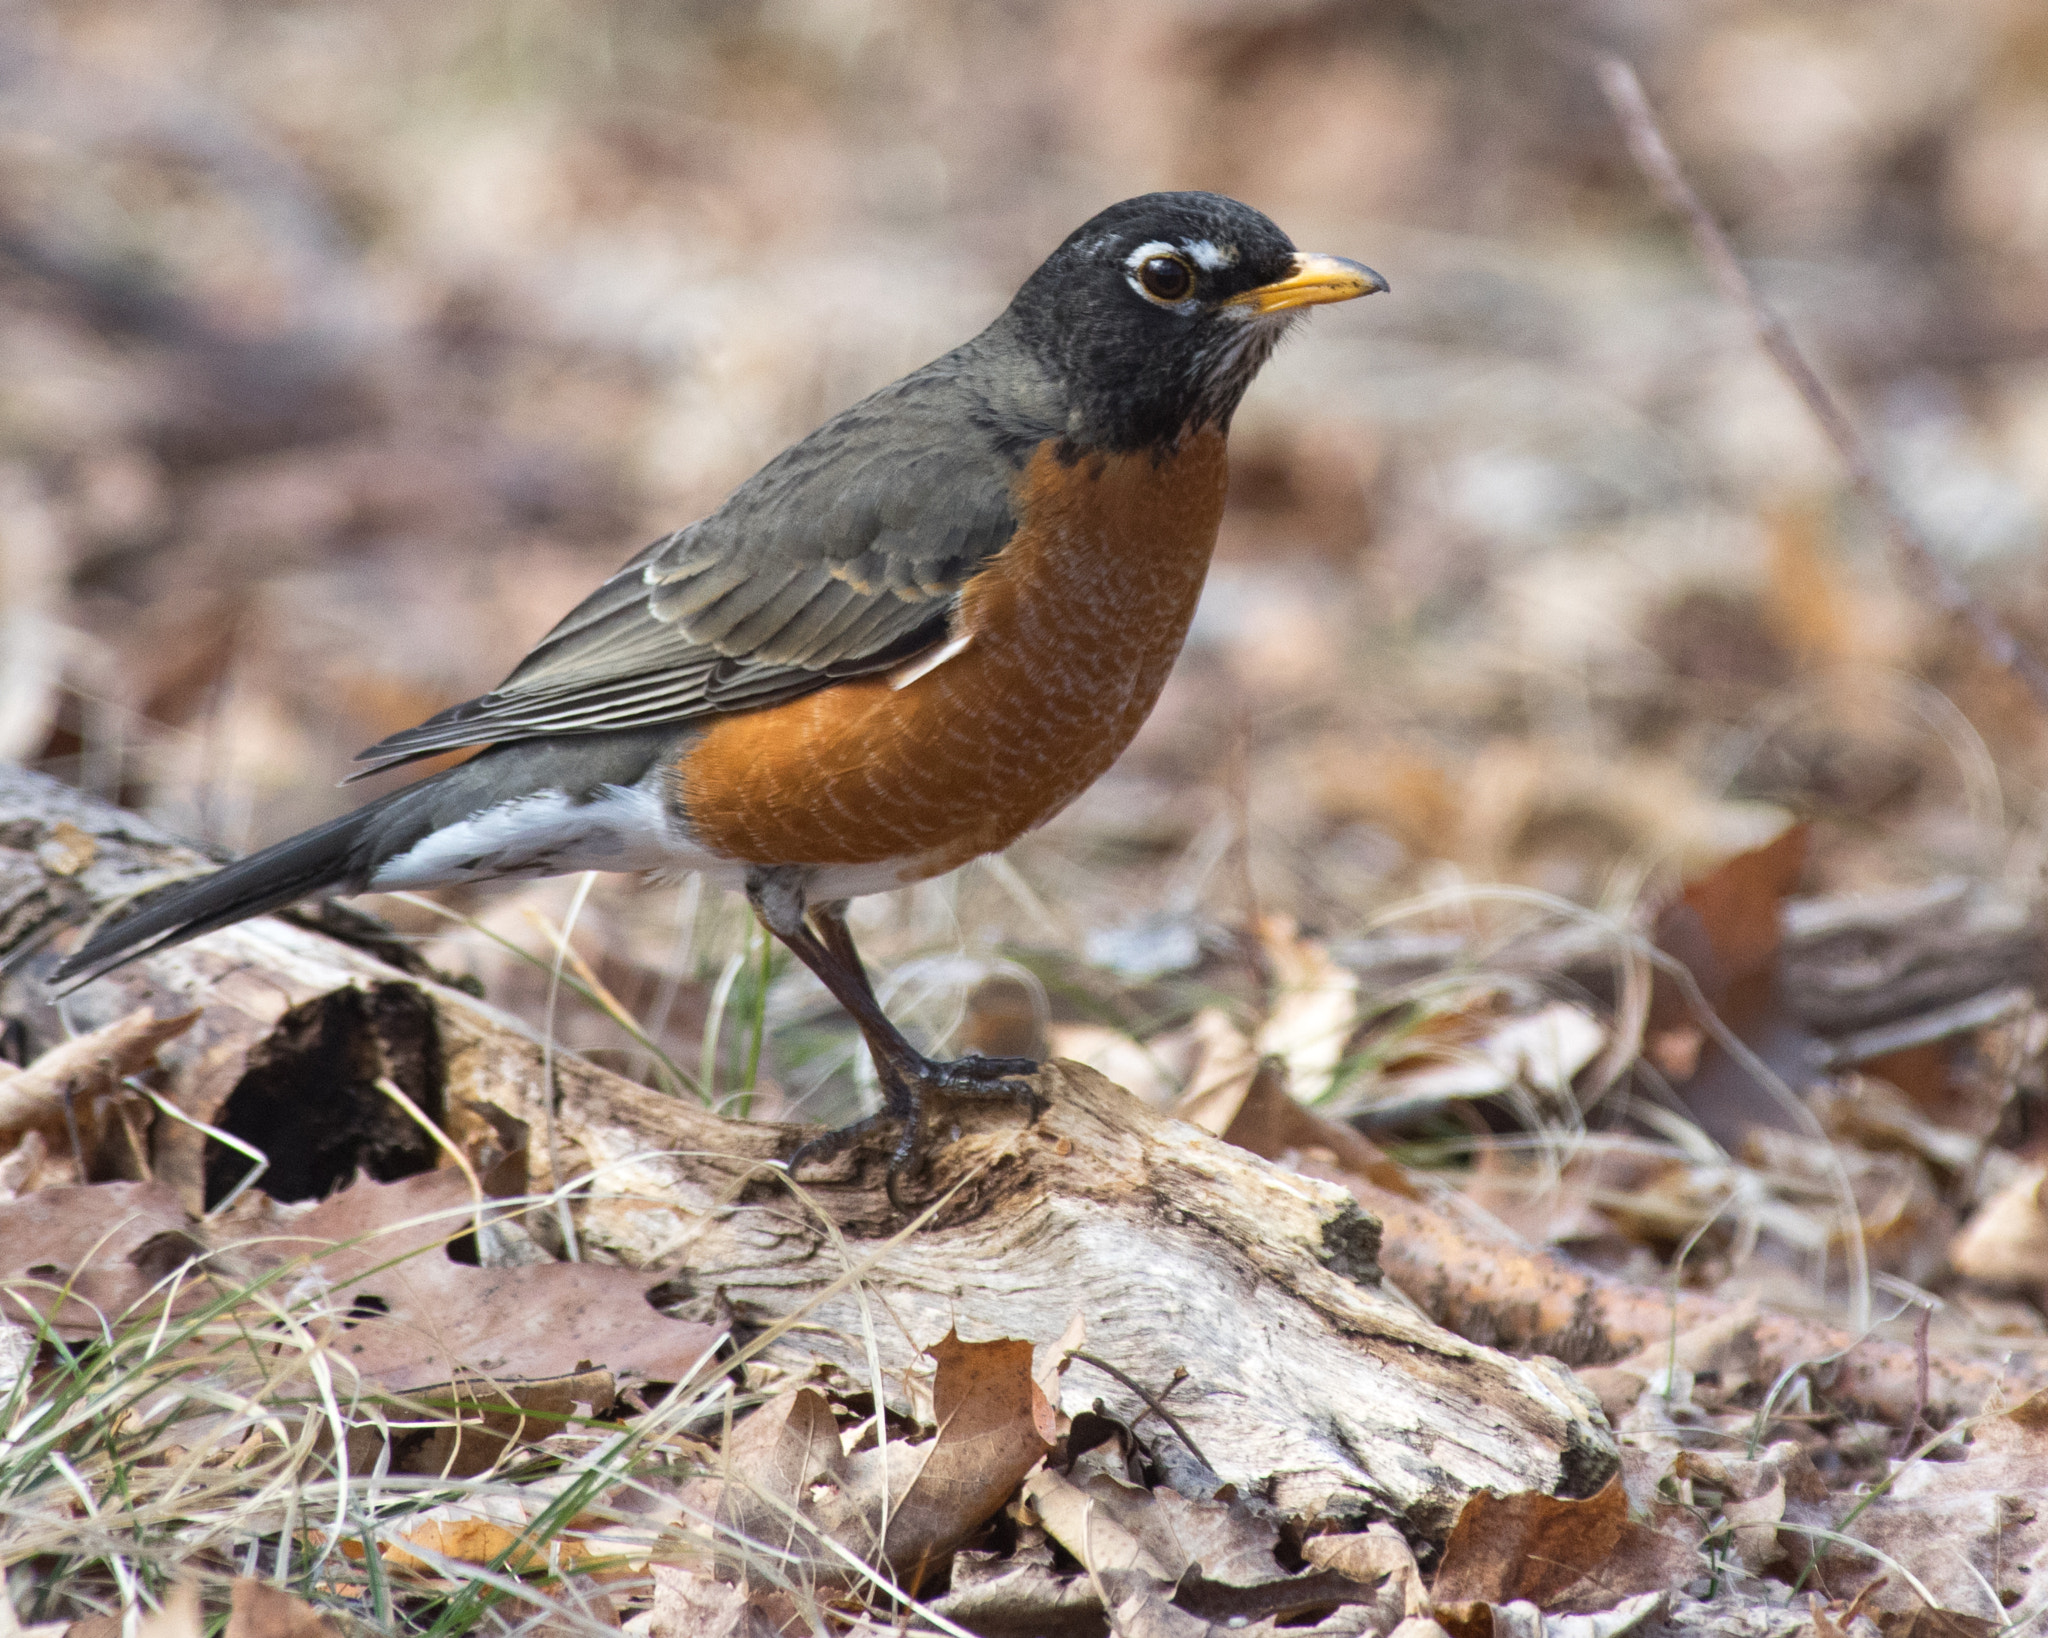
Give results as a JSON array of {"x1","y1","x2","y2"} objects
[{"x1": 1138, "y1": 254, "x2": 1193, "y2": 302}]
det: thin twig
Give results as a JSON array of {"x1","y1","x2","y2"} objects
[
  {"x1": 1595, "y1": 54, "x2": 2048, "y2": 713},
  {"x1": 1066, "y1": 1351, "x2": 1212, "y2": 1474},
  {"x1": 1125, "y1": 1364, "x2": 1189, "y2": 1435},
  {"x1": 1896, "y1": 1299, "x2": 1932, "y2": 1460}
]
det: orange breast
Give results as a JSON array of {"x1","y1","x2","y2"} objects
[{"x1": 676, "y1": 429, "x2": 1229, "y2": 877}]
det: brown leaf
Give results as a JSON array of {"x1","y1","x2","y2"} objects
[
  {"x1": 0, "y1": 1008, "x2": 197, "y2": 1155},
  {"x1": 647, "y1": 1567, "x2": 757, "y2": 1638},
  {"x1": 709, "y1": 1329, "x2": 1053, "y2": 1592},
  {"x1": 1651, "y1": 823, "x2": 1817, "y2": 1149},
  {"x1": 1305, "y1": 1524, "x2": 1430, "y2": 1624},
  {"x1": 1430, "y1": 1477, "x2": 1699, "y2": 1617},
  {"x1": 0, "y1": 1169, "x2": 716, "y2": 1473},
  {"x1": 0, "y1": 1180, "x2": 201, "y2": 1333},
  {"x1": 1874, "y1": 1612, "x2": 1998, "y2": 1638},
  {"x1": 1657, "y1": 822, "x2": 1809, "y2": 1017},
  {"x1": 862, "y1": 1327, "x2": 1056, "y2": 1582},
  {"x1": 66, "y1": 1583, "x2": 203, "y2": 1638},
  {"x1": 1809, "y1": 1392, "x2": 2048, "y2": 1616},
  {"x1": 339, "y1": 1368, "x2": 617, "y2": 1479},
  {"x1": 1673, "y1": 1443, "x2": 1826, "y2": 1576},
  {"x1": 1252, "y1": 915, "x2": 1362, "y2": 1103},
  {"x1": 245, "y1": 1169, "x2": 723, "y2": 1395},
  {"x1": 224, "y1": 1580, "x2": 341, "y2": 1638},
  {"x1": 1948, "y1": 1164, "x2": 2048, "y2": 1286},
  {"x1": 934, "y1": 1525, "x2": 1107, "y2": 1637}
]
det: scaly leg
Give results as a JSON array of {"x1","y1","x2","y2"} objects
[{"x1": 747, "y1": 868, "x2": 1041, "y2": 1184}]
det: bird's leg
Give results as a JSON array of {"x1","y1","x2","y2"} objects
[
  {"x1": 747, "y1": 868, "x2": 1041, "y2": 1183},
  {"x1": 810, "y1": 897, "x2": 1041, "y2": 1088}
]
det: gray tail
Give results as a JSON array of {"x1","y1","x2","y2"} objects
[
  {"x1": 51, "y1": 726, "x2": 684, "y2": 991},
  {"x1": 52, "y1": 799, "x2": 396, "y2": 990}
]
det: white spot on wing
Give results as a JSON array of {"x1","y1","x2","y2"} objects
[{"x1": 889, "y1": 631, "x2": 974, "y2": 690}]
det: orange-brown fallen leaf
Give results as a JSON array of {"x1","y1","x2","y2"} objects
[
  {"x1": 696, "y1": 1327, "x2": 1054, "y2": 1593},
  {"x1": 647, "y1": 1565, "x2": 757, "y2": 1638},
  {"x1": 1430, "y1": 1477, "x2": 1699, "y2": 1632},
  {"x1": 1652, "y1": 822, "x2": 1815, "y2": 1149},
  {"x1": 1948, "y1": 1163, "x2": 2048, "y2": 1286}
]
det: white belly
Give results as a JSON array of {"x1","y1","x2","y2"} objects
[{"x1": 365, "y1": 779, "x2": 926, "y2": 902}]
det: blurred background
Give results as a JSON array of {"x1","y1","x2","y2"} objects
[{"x1": 6, "y1": 0, "x2": 2048, "y2": 1214}]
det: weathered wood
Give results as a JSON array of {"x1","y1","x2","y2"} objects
[{"x1": 0, "y1": 763, "x2": 1615, "y2": 1536}]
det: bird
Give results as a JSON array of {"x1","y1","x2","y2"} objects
[{"x1": 55, "y1": 191, "x2": 1386, "y2": 1182}]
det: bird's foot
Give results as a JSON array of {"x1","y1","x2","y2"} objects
[
  {"x1": 785, "y1": 1052, "x2": 1045, "y2": 1204},
  {"x1": 921, "y1": 1052, "x2": 1043, "y2": 1107}
]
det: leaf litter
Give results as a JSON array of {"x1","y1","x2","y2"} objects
[{"x1": 11, "y1": 0, "x2": 2048, "y2": 1633}]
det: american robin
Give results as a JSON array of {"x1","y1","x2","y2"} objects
[{"x1": 56, "y1": 191, "x2": 1385, "y2": 1178}]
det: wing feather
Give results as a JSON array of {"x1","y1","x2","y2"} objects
[{"x1": 351, "y1": 350, "x2": 1048, "y2": 778}]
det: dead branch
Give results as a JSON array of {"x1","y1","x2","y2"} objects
[{"x1": 1595, "y1": 54, "x2": 2048, "y2": 714}]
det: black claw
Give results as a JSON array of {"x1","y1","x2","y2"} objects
[
  {"x1": 785, "y1": 1052, "x2": 1044, "y2": 1196},
  {"x1": 787, "y1": 1110, "x2": 893, "y2": 1175}
]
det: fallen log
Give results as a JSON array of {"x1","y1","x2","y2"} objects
[{"x1": 0, "y1": 763, "x2": 1613, "y2": 1536}]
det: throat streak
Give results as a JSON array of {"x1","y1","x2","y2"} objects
[{"x1": 674, "y1": 429, "x2": 1229, "y2": 880}]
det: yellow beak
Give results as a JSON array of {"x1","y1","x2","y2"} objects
[{"x1": 1226, "y1": 252, "x2": 1389, "y2": 315}]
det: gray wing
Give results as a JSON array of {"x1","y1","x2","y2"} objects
[{"x1": 350, "y1": 362, "x2": 1033, "y2": 778}]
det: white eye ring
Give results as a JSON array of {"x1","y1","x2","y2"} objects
[{"x1": 1124, "y1": 241, "x2": 1198, "y2": 310}]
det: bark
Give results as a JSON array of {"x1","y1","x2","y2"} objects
[
  {"x1": 1321, "y1": 1166, "x2": 2038, "y2": 1430},
  {"x1": 0, "y1": 763, "x2": 1614, "y2": 1536}
]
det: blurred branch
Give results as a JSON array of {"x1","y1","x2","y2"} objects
[{"x1": 1595, "y1": 54, "x2": 2048, "y2": 715}]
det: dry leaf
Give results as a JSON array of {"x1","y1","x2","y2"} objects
[
  {"x1": 242, "y1": 1169, "x2": 724, "y2": 1396},
  {"x1": 647, "y1": 1567, "x2": 754, "y2": 1638},
  {"x1": 1364, "y1": 1003, "x2": 1607, "y2": 1119},
  {"x1": 1305, "y1": 1524, "x2": 1430, "y2": 1626},
  {"x1": 0, "y1": 1008, "x2": 196, "y2": 1147},
  {"x1": 1809, "y1": 1393, "x2": 2048, "y2": 1616},
  {"x1": 0, "y1": 1170, "x2": 716, "y2": 1473},
  {"x1": 1430, "y1": 1477, "x2": 1699, "y2": 1624},
  {"x1": 1948, "y1": 1164, "x2": 2048, "y2": 1286},
  {"x1": 1651, "y1": 823, "x2": 1817, "y2": 1149},
  {"x1": 1673, "y1": 1443, "x2": 1829, "y2": 1576},
  {"x1": 1026, "y1": 1468, "x2": 1390, "y2": 1632},
  {"x1": 1171, "y1": 1007, "x2": 1263, "y2": 1131},
  {"x1": 1254, "y1": 915, "x2": 1362, "y2": 1104},
  {"x1": 933, "y1": 1525, "x2": 1106, "y2": 1636},
  {"x1": 1047, "y1": 1023, "x2": 1178, "y2": 1106},
  {"x1": 705, "y1": 1328, "x2": 1053, "y2": 1591},
  {"x1": 0, "y1": 1180, "x2": 201, "y2": 1333},
  {"x1": 223, "y1": 1580, "x2": 342, "y2": 1638},
  {"x1": 1217, "y1": 1056, "x2": 1417, "y2": 1199}
]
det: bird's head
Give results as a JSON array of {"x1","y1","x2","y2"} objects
[{"x1": 1001, "y1": 191, "x2": 1386, "y2": 452}]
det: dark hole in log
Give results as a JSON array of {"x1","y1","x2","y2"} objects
[{"x1": 203, "y1": 981, "x2": 445, "y2": 1207}]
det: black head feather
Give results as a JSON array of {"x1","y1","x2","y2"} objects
[{"x1": 997, "y1": 191, "x2": 1316, "y2": 452}]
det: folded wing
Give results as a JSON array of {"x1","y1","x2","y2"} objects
[{"x1": 351, "y1": 367, "x2": 1027, "y2": 778}]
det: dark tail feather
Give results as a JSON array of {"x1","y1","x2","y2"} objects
[{"x1": 52, "y1": 802, "x2": 386, "y2": 991}]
